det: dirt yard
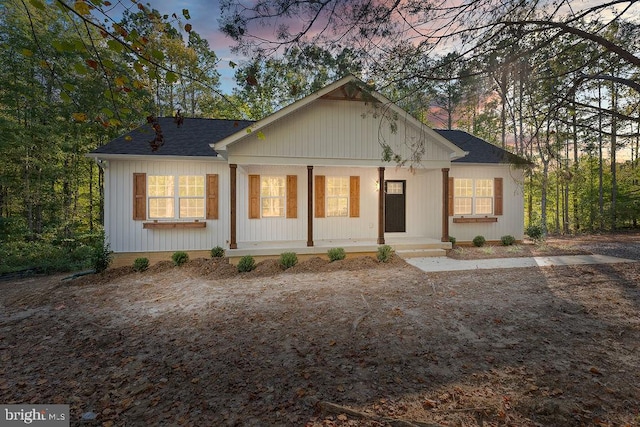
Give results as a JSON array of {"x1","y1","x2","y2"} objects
[{"x1": 1, "y1": 234, "x2": 639, "y2": 426}]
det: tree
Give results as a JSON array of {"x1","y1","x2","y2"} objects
[
  {"x1": 220, "y1": 0, "x2": 640, "y2": 122},
  {"x1": 232, "y1": 44, "x2": 363, "y2": 119}
]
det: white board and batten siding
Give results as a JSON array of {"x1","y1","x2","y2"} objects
[
  {"x1": 449, "y1": 164, "x2": 526, "y2": 242},
  {"x1": 235, "y1": 165, "x2": 446, "y2": 244},
  {"x1": 104, "y1": 158, "x2": 229, "y2": 253},
  {"x1": 384, "y1": 168, "x2": 443, "y2": 239},
  {"x1": 227, "y1": 99, "x2": 454, "y2": 168}
]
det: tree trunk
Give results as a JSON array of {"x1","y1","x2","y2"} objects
[{"x1": 610, "y1": 81, "x2": 617, "y2": 231}]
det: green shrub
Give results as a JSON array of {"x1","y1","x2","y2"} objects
[
  {"x1": 501, "y1": 235, "x2": 516, "y2": 246},
  {"x1": 449, "y1": 236, "x2": 456, "y2": 246},
  {"x1": 70, "y1": 244, "x2": 94, "y2": 263},
  {"x1": 279, "y1": 252, "x2": 298, "y2": 269},
  {"x1": 472, "y1": 235, "x2": 486, "y2": 247},
  {"x1": 377, "y1": 245, "x2": 394, "y2": 263},
  {"x1": 210, "y1": 246, "x2": 225, "y2": 258},
  {"x1": 526, "y1": 224, "x2": 544, "y2": 241},
  {"x1": 91, "y1": 238, "x2": 112, "y2": 273},
  {"x1": 237, "y1": 255, "x2": 256, "y2": 272},
  {"x1": 172, "y1": 251, "x2": 189, "y2": 266},
  {"x1": 133, "y1": 257, "x2": 149, "y2": 272},
  {"x1": 327, "y1": 247, "x2": 346, "y2": 262}
]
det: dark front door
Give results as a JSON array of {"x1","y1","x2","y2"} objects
[{"x1": 384, "y1": 180, "x2": 406, "y2": 232}]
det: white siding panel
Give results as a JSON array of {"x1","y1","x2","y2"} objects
[
  {"x1": 449, "y1": 165, "x2": 525, "y2": 242},
  {"x1": 385, "y1": 168, "x2": 442, "y2": 238},
  {"x1": 104, "y1": 159, "x2": 229, "y2": 253},
  {"x1": 229, "y1": 100, "x2": 452, "y2": 164}
]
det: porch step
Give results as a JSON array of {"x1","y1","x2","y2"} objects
[{"x1": 395, "y1": 248, "x2": 448, "y2": 259}]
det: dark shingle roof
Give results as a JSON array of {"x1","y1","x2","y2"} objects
[
  {"x1": 91, "y1": 117, "x2": 254, "y2": 157},
  {"x1": 435, "y1": 129, "x2": 530, "y2": 165}
]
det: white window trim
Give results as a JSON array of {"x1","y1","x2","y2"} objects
[
  {"x1": 260, "y1": 176, "x2": 286, "y2": 218},
  {"x1": 454, "y1": 178, "x2": 494, "y2": 216},
  {"x1": 326, "y1": 176, "x2": 349, "y2": 217},
  {"x1": 148, "y1": 175, "x2": 205, "y2": 220}
]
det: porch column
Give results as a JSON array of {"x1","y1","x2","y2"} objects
[
  {"x1": 441, "y1": 168, "x2": 450, "y2": 243},
  {"x1": 307, "y1": 166, "x2": 314, "y2": 247},
  {"x1": 229, "y1": 164, "x2": 237, "y2": 249},
  {"x1": 377, "y1": 167, "x2": 385, "y2": 244}
]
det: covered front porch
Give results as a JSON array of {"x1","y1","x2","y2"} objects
[{"x1": 227, "y1": 236, "x2": 451, "y2": 264}]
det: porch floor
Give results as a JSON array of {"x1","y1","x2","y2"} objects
[{"x1": 228, "y1": 236, "x2": 451, "y2": 259}]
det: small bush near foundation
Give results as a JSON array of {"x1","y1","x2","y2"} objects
[
  {"x1": 526, "y1": 224, "x2": 544, "y2": 241},
  {"x1": 237, "y1": 255, "x2": 256, "y2": 272},
  {"x1": 501, "y1": 235, "x2": 516, "y2": 246},
  {"x1": 449, "y1": 236, "x2": 456, "y2": 246},
  {"x1": 280, "y1": 252, "x2": 298, "y2": 269},
  {"x1": 210, "y1": 246, "x2": 225, "y2": 258},
  {"x1": 91, "y1": 238, "x2": 112, "y2": 273},
  {"x1": 377, "y1": 245, "x2": 394, "y2": 263},
  {"x1": 327, "y1": 247, "x2": 346, "y2": 262},
  {"x1": 172, "y1": 251, "x2": 189, "y2": 266},
  {"x1": 472, "y1": 235, "x2": 486, "y2": 247},
  {"x1": 133, "y1": 257, "x2": 149, "y2": 272}
]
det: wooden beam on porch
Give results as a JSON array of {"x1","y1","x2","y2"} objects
[
  {"x1": 378, "y1": 167, "x2": 385, "y2": 244},
  {"x1": 307, "y1": 166, "x2": 314, "y2": 247},
  {"x1": 441, "y1": 168, "x2": 450, "y2": 242},
  {"x1": 229, "y1": 164, "x2": 237, "y2": 249}
]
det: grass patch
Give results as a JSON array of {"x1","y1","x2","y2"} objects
[{"x1": 480, "y1": 246, "x2": 495, "y2": 255}]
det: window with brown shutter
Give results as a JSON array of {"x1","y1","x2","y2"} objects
[
  {"x1": 206, "y1": 174, "x2": 219, "y2": 219},
  {"x1": 133, "y1": 173, "x2": 146, "y2": 220},
  {"x1": 286, "y1": 175, "x2": 297, "y2": 218},
  {"x1": 249, "y1": 174, "x2": 260, "y2": 219},
  {"x1": 314, "y1": 175, "x2": 325, "y2": 218},
  {"x1": 494, "y1": 177, "x2": 503, "y2": 216},
  {"x1": 349, "y1": 176, "x2": 360, "y2": 218}
]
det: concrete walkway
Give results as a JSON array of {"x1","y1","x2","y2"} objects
[{"x1": 406, "y1": 254, "x2": 638, "y2": 272}]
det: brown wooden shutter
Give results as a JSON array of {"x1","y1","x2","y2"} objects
[
  {"x1": 349, "y1": 176, "x2": 360, "y2": 218},
  {"x1": 249, "y1": 174, "x2": 260, "y2": 219},
  {"x1": 133, "y1": 173, "x2": 146, "y2": 220},
  {"x1": 494, "y1": 177, "x2": 503, "y2": 216},
  {"x1": 286, "y1": 175, "x2": 297, "y2": 218},
  {"x1": 206, "y1": 174, "x2": 219, "y2": 219},
  {"x1": 314, "y1": 175, "x2": 325, "y2": 218},
  {"x1": 448, "y1": 177, "x2": 454, "y2": 216}
]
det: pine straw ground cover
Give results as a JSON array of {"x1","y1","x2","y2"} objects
[{"x1": 1, "y1": 234, "x2": 639, "y2": 426}]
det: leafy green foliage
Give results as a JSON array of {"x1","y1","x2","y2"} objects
[
  {"x1": 210, "y1": 246, "x2": 225, "y2": 258},
  {"x1": 472, "y1": 235, "x2": 486, "y2": 247},
  {"x1": 327, "y1": 247, "x2": 346, "y2": 262},
  {"x1": 526, "y1": 225, "x2": 544, "y2": 241},
  {"x1": 279, "y1": 252, "x2": 298, "y2": 269},
  {"x1": 133, "y1": 257, "x2": 150, "y2": 272},
  {"x1": 449, "y1": 236, "x2": 457, "y2": 246},
  {"x1": 376, "y1": 245, "x2": 394, "y2": 263},
  {"x1": 171, "y1": 251, "x2": 189, "y2": 266},
  {"x1": 237, "y1": 255, "x2": 256, "y2": 273},
  {"x1": 501, "y1": 235, "x2": 516, "y2": 246},
  {"x1": 91, "y1": 238, "x2": 113, "y2": 273}
]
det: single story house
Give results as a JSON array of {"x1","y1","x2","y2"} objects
[{"x1": 88, "y1": 75, "x2": 529, "y2": 266}]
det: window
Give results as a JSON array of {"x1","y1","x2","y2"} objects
[
  {"x1": 148, "y1": 176, "x2": 175, "y2": 218},
  {"x1": 179, "y1": 176, "x2": 205, "y2": 218},
  {"x1": 314, "y1": 175, "x2": 360, "y2": 218},
  {"x1": 248, "y1": 174, "x2": 297, "y2": 219},
  {"x1": 453, "y1": 178, "x2": 495, "y2": 215},
  {"x1": 133, "y1": 173, "x2": 217, "y2": 221},
  {"x1": 260, "y1": 176, "x2": 286, "y2": 217},
  {"x1": 326, "y1": 177, "x2": 349, "y2": 217},
  {"x1": 148, "y1": 175, "x2": 204, "y2": 219}
]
